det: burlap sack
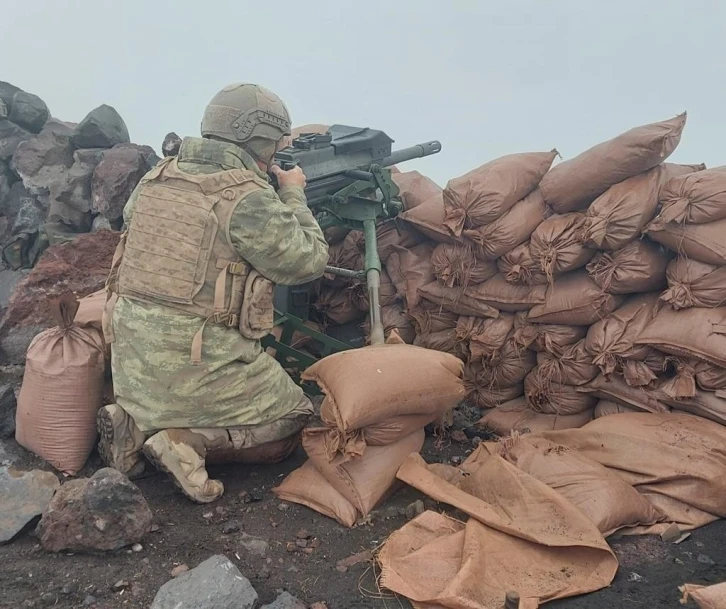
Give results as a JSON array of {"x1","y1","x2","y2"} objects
[
  {"x1": 695, "y1": 360, "x2": 726, "y2": 391},
  {"x1": 661, "y1": 256, "x2": 726, "y2": 309},
  {"x1": 464, "y1": 364, "x2": 524, "y2": 409},
  {"x1": 540, "y1": 411, "x2": 726, "y2": 532},
  {"x1": 536, "y1": 340, "x2": 599, "y2": 386},
  {"x1": 645, "y1": 216, "x2": 726, "y2": 266},
  {"x1": 467, "y1": 274, "x2": 546, "y2": 312},
  {"x1": 477, "y1": 398, "x2": 594, "y2": 435},
  {"x1": 539, "y1": 112, "x2": 687, "y2": 213},
  {"x1": 442, "y1": 151, "x2": 557, "y2": 235},
  {"x1": 513, "y1": 317, "x2": 588, "y2": 354},
  {"x1": 303, "y1": 428, "x2": 424, "y2": 517},
  {"x1": 620, "y1": 348, "x2": 668, "y2": 387},
  {"x1": 314, "y1": 286, "x2": 363, "y2": 325},
  {"x1": 350, "y1": 268, "x2": 398, "y2": 311},
  {"x1": 530, "y1": 213, "x2": 595, "y2": 281},
  {"x1": 579, "y1": 163, "x2": 704, "y2": 250},
  {"x1": 381, "y1": 452, "x2": 617, "y2": 608},
  {"x1": 415, "y1": 281, "x2": 501, "y2": 318},
  {"x1": 392, "y1": 170, "x2": 442, "y2": 210},
  {"x1": 323, "y1": 243, "x2": 354, "y2": 288},
  {"x1": 680, "y1": 582, "x2": 726, "y2": 609},
  {"x1": 527, "y1": 271, "x2": 625, "y2": 325},
  {"x1": 586, "y1": 239, "x2": 671, "y2": 294},
  {"x1": 362, "y1": 303, "x2": 416, "y2": 344},
  {"x1": 385, "y1": 243, "x2": 435, "y2": 308},
  {"x1": 430, "y1": 242, "x2": 498, "y2": 288},
  {"x1": 654, "y1": 165, "x2": 726, "y2": 226},
  {"x1": 635, "y1": 305, "x2": 726, "y2": 367},
  {"x1": 456, "y1": 314, "x2": 514, "y2": 360},
  {"x1": 74, "y1": 289, "x2": 110, "y2": 361},
  {"x1": 471, "y1": 341, "x2": 537, "y2": 389},
  {"x1": 272, "y1": 461, "x2": 359, "y2": 527},
  {"x1": 584, "y1": 292, "x2": 662, "y2": 376},
  {"x1": 501, "y1": 436, "x2": 664, "y2": 536},
  {"x1": 498, "y1": 241, "x2": 549, "y2": 286},
  {"x1": 463, "y1": 189, "x2": 551, "y2": 260},
  {"x1": 658, "y1": 388, "x2": 726, "y2": 426},
  {"x1": 524, "y1": 369, "x2": 597, "y2": 415},
  {"x1": 376, "y1": 219, "x2": 425, "y2": 263},
  {"x1": 593, "y1": 399, "x2": 640, "y2": 418},
  {"x1": 408, "y1": 301, "x2": 459, "y2": 334},
  {"x1": 324, "y1": 226, "x2": 350, "y2": 245},
  {"x1": 15, "y1": 294, "x2": 106, "y2": 475},
  {"x1": 577, "y1": 374, "x2": 670, "y2": 413},
  {"x1": 303, "y1": 343, "x2": 465, "y2": 433},
  {"x1": 400, "y1": 194, "x2": 456, "y2": 243},
  {"x1": 414, "y1": 329, "x2": 467, "y2": 360}
]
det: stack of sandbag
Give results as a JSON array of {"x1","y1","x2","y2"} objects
[{"x1": 273, "y1": 344, "x2": 465, "y2": 526}]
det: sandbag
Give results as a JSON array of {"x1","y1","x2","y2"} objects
[
  {"x1": 680, "y1": 582, "x2": 726, "y2": 609},
  {"x1": 15, "y1": 294, "x2": 106, "y2": 475},
  {"x1": 456, "y1": 314, "x2": 514, "y2": 360},
  {"x1": 635, "y1": 305, "x2": 726, "y2": 367},
  {"x1": 463, "y1": 189, "x2": 552, "y2": 260},
  {"x1": 464, "y1": 365, "x2": 524, "y2": 409},
  {"x1": 524, "y1": 369, "x2": 597, "y2": 415},
  {"x1": 530, "y1": 213, "x2": 595, "y2": 281},
  {"x1": 467, "y1": 274, "x2": 547, "y2": 312},
  {"x1": 399, "y1": 194, "x2": 456, "y2": 244},
  {"x1": 74, "y1": 289, "x2": 110, "y2": 361},
  {"x1": 303, "y1": 427, "x2": 424, "y2": 517},
  {"x1": 579, "y1": 163, "x2": 704, "y2": 250},
  {"x1": 471, "y1": 341, "x2": 537, "y2": 389},
  {"x1": 695, "y1": 360, "x2": 726, "y2": 391},
  {"x1": 415, "y1": 281, "x2": 501, "y2": 318},
  {"x1": 350, "y1": 268, "x2": 399, "y2": 311},
  {"x1": 593, "y1": 400, "x2": 640, "y2": 418},
  {"x1": 303, "y1": 343, "x2": 465, "y2": 433},
  {"x1": 272, "y1": 460, "x2": 359, "y2": 527},
  {"x1": 584, "y1": 293, "x2": 662, "y2": 376},
  {"x1": 324, "y1": 226, "x2": 350, "y2": 245},
  {"x1": 498, "y1": 241, "x2": 549, "y2": 286},
  {"x1": 323, "y1": 242, "x2": 356, "y2": 288},
  {"x1": 392, "y1": 170, "x2": 442, "y2": 210},
  {"x1": 577, "y1": 374, "x2": 670, "y2": 413},
  {"x1": 513, "y1": 317, "x2": 588, "y2": 354},
  {"x1": 654, "y1": 165, "x2": 726, "y2": 225},
  {"x1": 376, "y1": 220, "x2": 425, "y2": 263},
  {"x1": 430, "y1": 242, "x2": 498, "y2": 289},
  {"x1": 661, "y1": 256, "x2": 726, "y2": 309},
  {"x1": 620, "y1": 348, "x2": 668, "y2": 387},
  {"x1": 527, "y1": 271, "x2": 625, "y2": 325},
  {"x1": 477, "y1": 398, "x2": 594, "y2": 435},
  {"x1": 658, "y1": 388, "x2": 726, "y2": 426},
  {"x1": 586, "y1": 239, "x2": 671, "y2": 295},
  {"x1": 314, "y1": 286, "x2": 363, "y2": 325},
  {"x1": 385, "y1": 243, "x2": 435, "y2": 308},
  {"x1": 362, "y1": 303, "x2": 416, "y2": 344},
  {"x1": 502, "y1": 436, "x2": 664, "y2": 536},
  {"x1": 535, "y1": 340, "x2": 599, "y2": 386},
  {"x1": 408, "y1": 301, "x2": 459, "y2": 334},
  {"x1": 442, "y1": 151, "x2": 557, "y2": 235},
  {"x1": 539, "y1": 112, "x2": 687, "y2": 213},
  {"x1": 540, "y1": 411, "x2": 726, "y2": 532},
  {"x1": 644, "y1": 216, "x2": 726, "y2": 266},
  {"x1": 414, "y1": 328, "x2": 467, "y2": 360}
]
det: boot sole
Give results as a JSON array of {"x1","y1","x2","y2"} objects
[{"x1": 97, "y1": 407, "x2": 145, "y2": 478}]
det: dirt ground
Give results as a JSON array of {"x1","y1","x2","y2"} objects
[{"x1": 1, "y1": 403, "x2": 725, "y2": 609}]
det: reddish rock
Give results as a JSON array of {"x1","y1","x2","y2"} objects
[{"x1": 91, "y1": 146, "x2": 147, "y2": 221}]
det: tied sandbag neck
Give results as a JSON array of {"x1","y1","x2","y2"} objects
[{"x1": 49, "y1": 293, "x2": 80, "y2": 334}]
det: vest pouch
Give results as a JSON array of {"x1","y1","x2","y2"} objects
[{"x1": 240, "y1": 270, "x2": 275, "y2": 340}]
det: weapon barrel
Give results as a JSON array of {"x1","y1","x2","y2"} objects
[{"x1": 379, "y1": 140, "x2": 442, "y2": 167}]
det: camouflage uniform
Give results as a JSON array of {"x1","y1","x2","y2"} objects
[{"x1": 110, "y1": 137, "x2": 328, "y2": 432}]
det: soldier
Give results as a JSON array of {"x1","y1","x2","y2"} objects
[{"x1": 97, "y1": 83, "x2": 328, "y2": 503}]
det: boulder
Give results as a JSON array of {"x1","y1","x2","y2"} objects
[
  {"x1": 91, "y1": 215, "x2": 112, "y2": 232},
  {"x1": 1, "y1": 180, "x2": 31, "y2": 220},
  {"x1": 0, "y1": 384, "x2": 17, "y2": 439},
  {"x1": 150, "y1": 555, "x2": 258, "y2": 609},
  {"x1": 114, "y1": 142, "x2": 161, "y2": 171},
  {"x1": 11, "y1": 195, "x2": 46, "y2": 235},
  {"x1": 42, "y1": 118, "x2": 76, "y2": 136},
  {"x1": 0, "y1": 230, "x2": 120, "y2": 363},
  {"x1": 0, "y1": 466, "x2": 59, "y2": 544},
  {"x1": 91, "y1": 146, "x2": 147, "y2": 221},
  {"x1": 0, "y1": 82, "x2": 20, "y2": 112},
  {"x1": 71, "y1": 105, "x2": 130, "y2": 149},
  {"x1": 260, "y1": 592, "x2": 306, "y2": 609},
  {"x1": 0, "y1": 119, "x2": 32, "y2": 162},
  {"x1": 8, "y1": 91, "x2": 49, "y2": 134},
  {"x1": 0, "y1": 99, "x2": 6, "y2": 119},
  {"x1": 11, "y1": 129, "x2": 74, "y2": 197},
  {"x1": 37, "y1": 468, "x2": 152, "y2": 552},
  {"x1": 0, "y1": 268, "x2": 28, "y2": 312},
  {"x1": 50, "y1": 148, "x2": 105, "y2": 213},
  {"x1": 162, "y1": 132, "x2": 182, "y2": 157},
  {"x1": 0, "y1": 161, "x2": 14, "y2": 208}
]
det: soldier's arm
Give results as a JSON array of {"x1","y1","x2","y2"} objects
[
  {"x1": 121, "y1": 183, "x2": 142, "y2": 226},
  {"x1": 229, "y1": 185, "x2": 329, "y2": 286}
]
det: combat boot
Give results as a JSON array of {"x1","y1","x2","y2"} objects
[
  {"x1": 97, "y1": 404, "x2": 146, "y2": 478},
  {"x1": 142, "y1": 429, "x2": 226, "y2": 503}
]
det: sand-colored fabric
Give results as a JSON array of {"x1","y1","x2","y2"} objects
[
  {"x1": 456, "y1": 314, "x2": 514, "y2": 360},
  {"x1": 498, "y1": 241, "x2": 550, "y2": 286},
  {"x1": 431, "y1": 242, "x2": 498, "y2": 288},
  {"x1": 513, "y1": 317, "x2": 588, "y2": 355},
  {"x1": 525, "y1": 369, "x2": 597, "y2": 415},
  {"x1": 577, "y1": 374, "x2": 670, "y2": 413},
  {"x1": 535, "y1": 339, "x2": 599, "y2": 386},
  {"x1": 392, "y1": 170, "x2": 442, "y2": 211},
  {"x1": 593, "y1": 400, "x2": 640, "y2": 418},
  {"x1": 645, "y1": 216, "x2": 726, "y2": 266},
  {"x1": 400, "y1": 194, "x2": 456, "y2": 244},
  {"x1": 680, "y1": 582, "x2": 726, "y2": 609},
  {"x1": 408, "y1": 300, "x2": 459, "y2": 334},
  {"x1": 654, "y1": 165, "x2": 726, "y2": 226},
  {"x1": 379, "y1": 450, "x2": 617, "y2": 609},
  {"x1": 695, "y1": 360, "x2": 726, "y2": 391},
  {"x1": 661, "y1": 256, "x2": 726, "y2": 309},
  {"x1": 416, "y1": 281, "x2": 501, "y2": 318},
  {"x1": 539, "y1": 113, "x2": 686, "y2": 213},
  {"x1": 376, "y1": 220, "x2": 426, "y2": 263},
  {"x1": 385, "y1": 243, "x2": 435, "y2": 309},
  {"x1": 658, "y1": 388, "x2": 726, "y2": 427},
  {"x1": 414, "y1": 329, "x2": 467, "y2": 360},
  {"x1": 477, "y1": 398, "x2": 594, "y2": 435},
  {"x1": 586, "y1": 239, "x2": 671, "y2": 295},
  {"x1": 464, "y1": 364, "x2": 524, "y2": 409},
  {"x1": 530, "y1": 213, "x2": 595, "y2": 281}
]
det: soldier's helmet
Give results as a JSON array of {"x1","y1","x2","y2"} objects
[{"x1": 201, "y1": 83, "x2": 292, "y2": 164}]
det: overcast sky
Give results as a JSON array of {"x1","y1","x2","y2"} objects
[{"x1": 4, "y1": 1, "x2": 724, "y2": 185}]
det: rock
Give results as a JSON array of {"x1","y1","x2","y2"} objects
[
  {"x1": 0, "y1": 161, "x2": 15, "y2": 208},
  {"x1": 9, "y1": 92, "x2": 49, "y2": 134},
  {"x1": 132, "y1": 542, "x2": 143, "y2": 552},
  {"x1": 260, "y1": 591, "x2": 306, "y2": 609},
  {"x1": 239, "y1": 532, "x2": 269, "y2": 557},
  {"x1": 0, "y1": 82, "x2": 20, "y2": 112},
  {"x1": 162, "y1": 132, "x2": 182, "y2": 157},
  {"x1": 0, "y1": 119, "x2": 32, "y2": 162},
  {"x1": 0, "y1": 229, "x2": 120, "y2": 363},
  {"x1": 170, "y1": 564, "x2": 189, "y2": 578},
  {"x1": 1, "y1": 180, "x2": 32, "y2": 221},
  {"x1": 150, "y1": 555, "x2": 258, "y2": 609},
  {"x1": 0, "y1": 466, "x2": 59, "y2": 543},
  {"x1": 47, "y1": 200, "x2": 92, "y2": 233},
  {"x1": 2, "y1": 197, "x2": 47, "y2": 270},
  {"x1": 91, "y1": 147, "x2": 147, "y2": 221},
  {"x1": 71, "y1": 105, "x2": 130, "y2": 149},
  {"x1": 114, "y1": 142, "x2": 161, "y2": 171},
  {"x1": 335, "y1": 550, "x2": 373, "y2": 573},
  {"x1": 50, "y1": 148, "x2": 104, "y2": 214},
  {"x1": 82, "y1": 595, "x2": 97, "y2": 606},
  {"x1": 296, "y1": 528, "x2": 310, "y2": 539},
  {"x1": 11, "y1": 129, "x2": 74, "y2": 197},
  {"x1": 42, "y1": 118, "x2": 76, "y2": 136},
  {"x1": 0, "y1": 438, "x2": 24, "y2": 466},
  {"x1": 91, "y1": 214, "x2": 112, "y2": 232},
  {"x1": 12, "y1": 197, "x2": 45, "y2": 235},
  {"x1": 0, "y1": 268, "x2": 29, "y2": 312},
  {"x1": 36, "y1": 468, "x2": 152, "y2": 552},
  {"x1": 697, "y1": 553, "x2": 715, "y2": 565},
  {"x1": 113, "y1": 580, "x2": 130, "y2": 591},
  {"x1": 0, "y1": 385, "x2": 17, "y2": 438},
  {"x1": 0, "y1": 99, "x2": 6, "y2": 118},
  {"x1": 405, "y1": 499, "x2": 425, "y2": 520},
  {"x1": 309, "y1": 603, "x2": 328, "y2": 609},
  {"x1": 222, "y1": 520, "x2": 241, "y2": 534},
  {"x1": 60, "y1": 582, "x2": 78, "y2": 595}
]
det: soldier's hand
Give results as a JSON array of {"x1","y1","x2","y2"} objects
[{"x1": 271, "y1": 165, "x2": 306, "y2": 189}]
